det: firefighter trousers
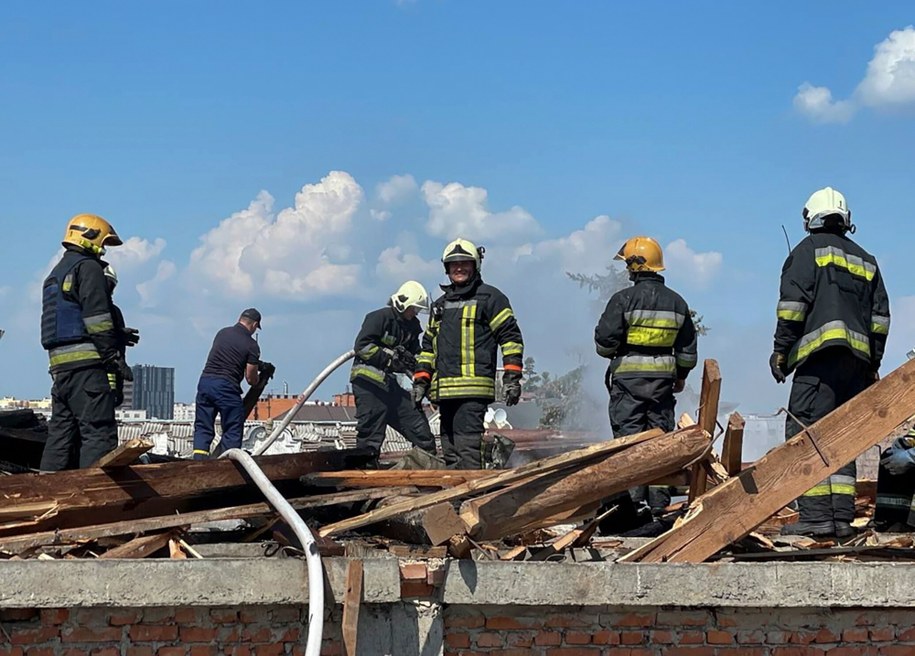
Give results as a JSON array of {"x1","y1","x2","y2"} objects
[
  {"x1": 193, "y1": 376, "x2": 245, "y2": 459},
  {"x1": 353, "y1": 378, "x2": 436, "y2": 458},
  {"x1": 438, "y1": 399, "x2": 488, "y2": 469},
  {"x1": 874, "y1": 450, "x2": 915, "y2": 529},
  {"x1": 41, "y1": 367, "x2": 118, "y2": 471},
  {"x1": 785, "y1": 348, "x2": 869, "y2": 525}
]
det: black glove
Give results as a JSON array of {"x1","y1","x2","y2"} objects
[
  {"x1": 108, "y1": 357, "x2": 134, "y2": 382},
  {"x1": 388, "y1": 346, "x2": 417, "y2": 375},
  {"x1": 412, "y1": 378, "x2": 430, "y2": 406},
  {"x1": 258, "y1": 360, "x2": 276, "y2": 378},
  {"x1": 502, "y1": 371, "x2": 522, "y2": 407},
  {"x1": 769, "y1": 352, "x2": 787, "y2": 384},
  {"x1": 122, "y1": 327, "x2": 140, "y2": 347}
]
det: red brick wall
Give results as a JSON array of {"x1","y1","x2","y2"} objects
[
  {"x1": 0, "y1": 606, "x2": 343, "y2": 656},
  {"x1": 443, "y1": 605, "x2": 915, "y2": 655}
]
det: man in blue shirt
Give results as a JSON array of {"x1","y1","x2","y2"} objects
[{"x1": 193, "y1": 308, "x2": 270, "y2": 459}]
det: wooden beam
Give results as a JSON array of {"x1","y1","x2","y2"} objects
[
  {"x1": 421, "y1": 503, "x2": 466, "y2": 546},
  {"x1": 721, "y1": 412, "x2": 745, "y2": 476},
  {"x1": 99, "y1": 531, "x2": 176, "y2": 559},
  {"x1": 319, "y1": 428, "x2": 664, "y2": 537},
  {"x1": 460, "y1": 426, "x2": 710, "y2": 541},
  {"x1": 0, "y1": 487, "x2": 412, "y2": 555},
  {"x1": 622, "y1": 358, "x2": 915, "y2": 563},
  {"x1": 342, "y1": 559, "x2": 363, "y2": 656},
  {"x1": 92, "y1": 438, "x2": 154, "y2": 468},
  {"x1": 0, "y1": 448, "x2": 371, "y2": 537},
  {"x1": 688, "y1": 360, "x2": 721, "y2": 503},
  {"x1": 302, "y1": 470, "x2": 493, "y2": 489}
]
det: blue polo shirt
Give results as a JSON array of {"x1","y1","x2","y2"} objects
[{"x1": 200, "y1": 323, "x2": 261, "y2": 388}]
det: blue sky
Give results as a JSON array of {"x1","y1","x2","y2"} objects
[{"x1": 2, "y1": 2, "x2": 914, "y2": 423}]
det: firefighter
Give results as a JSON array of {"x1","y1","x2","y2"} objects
[
  {"x1": 103, "y1": 265, "x2": 140, "y2": 407},
  {"x1": 413, "y1": 239, "x2": 524, "y2": 469},
  {"x1": 873, "y1": 428, "x2": 915, "y2": 532},
  {"x1": 40, "y1": 214, "x2": 130, "y2": 470},
  {"x1": 771, "y1": 187, "x2": 889, "y2": 538},
  {"x1": 594, "y1": 236, "x2": 698, "y2": 531},
  {"x1": 351, "y1": 281, "x2": 437, "y2": 460}
]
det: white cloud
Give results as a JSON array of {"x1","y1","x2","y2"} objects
[
  {"x1": 422, "y1": 180, "x2": 542, "y2": 242},
  {"x1": 375, "y1": 246, "x2": 441, "y2": 284},
  {"x1": 188, "y1": 171, "x2": 365, "y2": 300},
  {"x1": 376, "y1": 174, "x2": 418, "y2": 204},
  {"x1": 136, "y1": 260, "x2": 177, "y2": 308},
  {"x1": 793, "y1": 83, "x2": 856, "y2": 124},
  {"x1": 795, "y1": 26, "x2": 915, "y2": 123},
  {"x1": 857, "y1": 26, "x2": 915, "y2": 107},
  {"x1": 664, "y1": 238, "x2": 723, "y2": 289},
  {"x1": 513, "y1": 215, "x2": 624, "y2": 274},
  {"x1": 106, "y1": 237, "x2": 167, "y2": 271},
  {"x1": 370, "y1": 209, "x2": 392, "y2": 222}
]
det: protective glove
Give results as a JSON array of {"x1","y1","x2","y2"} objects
[
  {"x1": 123, "y1": 327, "x2": 140, "y2": 347},
  {"x1": 108, "y1": 357, "x2": 133, "y2": 382},
  {"x1": 672, "y1": 378, "x2": 686, "y2": 394},
  {"x1": 389, "y1": 345, "x2": 417, "y2": 375},
  {"x1": 769, "y1": 352, "x2": 787, "y2": 384},
  {"x1": 412, "y1": 378, "x2": 430, "y2": 406},
  {"x1": 881, "y1": 446, "x2": 915, "y2": 476},
  {"x1": 502, "y1": 371, "x2": 522, "y2": 407},
  {"x1": 258, "y1": 360, "x2": 276, "y2": 378}
]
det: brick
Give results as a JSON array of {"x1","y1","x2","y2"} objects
[
  {"x1": 535, "y1": 631, "x2": 562, "y2": 646},
  {"x1": 485, "y1": 616, "x2": 530, "y2": 630},
  {"x1": 0, "y1": 609, "x2": 38, "y2": 622},
  {"x1": 61, "y1": 626, "x2": 123, "y2": 643},
  {"x1": 188, "y1": 648, "x2": 217, "y2": 656},
  {"x1": 771, "y1": 649, "x2": 822, "y2": 656},
  {"x1": 210, "y1": 608, "x2": 238, "y2": 623},
  {"x1": 277, "y1": 626, "x2": 301, "y2": 642},
  {"x1": 716, "y1": 614, "x2": 739, "y2": 628},
  {"x1": 842, "y1": 628, "x2": 870, "y2": 643},
  {"x1": 142, "y1": 607, "x2": 175, "y2": 624},
  {"x1": 620, "y1": 631, "x2": 647, "y2": 645},
  {"x1": 400, "y1": 580, "x2": 435, "y2": 598},
  {"x1": 680, "y1": 631, "x2": 705, "y2": 645},
  {"x1": 25, "y1": 649, "x2": 54, "y2": 656},
  {"x1": 655, "y1": 649, "x2": 716, "y2": 656},
  {"x1": 477, "y1": 632, "x2": 504, "y2": 648},
  {"x1": 706, "y1": 630, "x2": 734, "y2": 645},
  {"x1": 814, "y1": 628, "x2": 841, "y2": 644},
  {"x1": 445, "y1": 633, "x2": 470, "y2": 649},
  {"x1": 155, "y1": 649, "x2": 185, "y2": 656},
  {"x1": 896, "y1": 626, "x2": 915, "y2": 641},
  {"x1": 717, "y1": 650, "x2": 768, "y2": 656},
  {"x1": 444, "y1": 612, "x2": 485, "y2": 629},
  {"x1": 239, "y1": 609, "x2": 266, "y2": 623},
  {"x1": 880, "y1": 648, "x2": 915, "y2": 656},
  {"x1": 91, "y1": 649, "x2": 119, "y2": 656},
  {"x1": 827, "y1": 648, "x2": 878, "y2": 656},
  {"x1": 174, "y1": 607, "x2": 199, "y2": 624},
  {"x1": 592, "y1": 630, "x2": 619, "y2": 645},
  {"x1": 546, "y1": 614, "x2": 592, "y2": 628},
  {"x1": 737, "y1": 630, "x2": 766, "y2": 644},
  {"x1": 180, "y1": 627, "x2": 218, "y2": 643},
  {"x1": 129, "y1": 625, "x2": 179, "y2": 642},
  {"x1": 651, "y1": 630, "x2": 675, "y2": 644},
  {"x1": 242, "y1": 627, "x2": 272, "y2": 643},
  {"x1": 545, "y1": 649, "x2": 603, "y2": 656},
  {"x1": 869, "y1": 627, "x2": 895, "y2": 642},
  {"x1": 126, "y1": 648, "x2": 155, "y2": 656},
  {"x1": 225, "y1": 648, "x2": 252, "y2": 656},
  {"x1": 565, "y1": 631, "x2": 592, "y2": 645},
  {"x1": 488, "y1": 650, "x2": 530, "y2": 656},
  {"x1": 506, "y1": 633, "x2": 534, "y2": 648},
  {"x1": 767, "y1": 631, "x2": 790, "y2": 644},
  {"x1": 40, "y1": 609, "x2": 69, "y2": 625},
  {"x1": 399, "y1": 563, "x2": 427, "y2": 580},
  {"x1": 615, "y1": 612, "x2": 655, "y2": 627},
  {"x1": 109, "y1": 610, "x2": 143, "y2": 626},
  {"x1": 787, "y1": 632, "x2": 817, "y2": 645},
  {"x1": 11, "y1": 627, "x2": 58, "y2": 644},
  {"x1": 271, "y1": 607, "x2": 301, "y2": 623},
  {"x1": 251, "y1": 645, "x2": 284, "y2": 656},
  {"x1": 656, "y1": 611, "x2": 710, "y2": 627}
]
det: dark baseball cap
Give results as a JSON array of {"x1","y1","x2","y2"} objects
[{"x1": 240, "y1": 308, "x2": 262, "y2": 328}]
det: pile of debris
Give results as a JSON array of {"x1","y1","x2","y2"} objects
[{"x1": 2, "y1": 358, "x2": 915, "y2": 564}]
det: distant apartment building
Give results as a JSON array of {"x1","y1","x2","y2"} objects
[
  {"x1": 116, "y1": 408, "x2": 147, "y2": 422},
  {"x1": 120, "y1": 378, "x2": 134, "y2": 410},
  {"x1": 131, "y1": 364, "x2": 175, "y2": 420},
  {"x1": 172, "y1": 402, "x2": 196, "y2": 422}
]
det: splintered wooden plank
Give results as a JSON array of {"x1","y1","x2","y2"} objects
[
  {"x1": 421, "y1": 503, "x2": 466, "y2": 546},
  {"x1": 459, "y1": 426, "x2": 710, "y2": 541},
  {"x1": 688, "y1": 360, "x2": 721, "y2": 502},
  {"x1": 302, "y1": 470, "x2": 493, "y2": 489},
  {"x1": 342, "y1": 559, "x2": 364, "y2": 656},
  {"x1": 0, "y1": 487, "x2": 412, "y2": 555},
  {"x1": 92, "y1": 438, "x2": 154, "y2": 468},
  {"x1": 623, "y1": 358, "x2": 915, "y2": 563},
  {"x1": 721, "y1": 412, "x2": 745, "y2": 476},
  {"x1": 318, "y1": 428, "x2": 664, "y2": 537},
  {"x1": 99, "y1": 530, "x2": 176, "y2": 559}
]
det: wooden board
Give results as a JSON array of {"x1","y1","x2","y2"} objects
[
  {"x1": 421, "y1": 503, "x2": 466, "y2": 546},
  {"x1": 622, "y1": 358, "x2": 915, "y2": 563},
  {"x1": 99, "y1": 531, "x2": 176, "y2": 559},
  {"x1": 318, "y1": 428, "x2": 664, "y2": 537},
  {"x1": 342, "y1": 559, "x2": 363, "y2": 656},
  {"x1": 302, "y1": 469, "x2": 493, "y2": 489},
  {"x1": 688, "y1": 360, "x2": 721, "y2": 503},
  {"x1": 0, "y1": 448, "x2": 371, "y2": 537},
  {"x1": 721, "y1": 412, "x2": 745, "y2": 476},
  {"x1": 92, "y1": 438, "x2": 154, "y2": 468},
  {"x1": 0, "y1": 487, "x2": 412, "y2": 555},
  {"x1": 460, "y1": 426, "x2": 710, "y2": 541}
]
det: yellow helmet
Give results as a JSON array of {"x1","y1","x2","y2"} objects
[
  {"x1": 62, "y1": 214, "x2": 123, "y2": 256},
  {"x1": 391, "y1": 280, "x2": 430, "y2": 314},
  {"x1": 803, "y1": 186, "x2": 852, "y2": 232},
  {"x1": 442, "y1": 238, "x2": 483, "y2": 271},
  {"x1": 615, "y1": 236, "x2": 665, "y2": 272}
]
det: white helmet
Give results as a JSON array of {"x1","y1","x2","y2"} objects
[
  {"x1": 442, "y1": 238, "x2": 483, "y2": 272},
  {"x1": 391, "y1": 280, "x2": 430, "y2": 314},
  {"x1": 103, "y1": 264, "x2": 118, "y2": 290},
  {"x1": 803, "y1": 186, "x2": 853, "y2": 233}
]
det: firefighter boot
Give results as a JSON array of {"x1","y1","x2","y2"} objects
[{"x1": 780, "y1": 520, "x2": 836, "y2": 537}]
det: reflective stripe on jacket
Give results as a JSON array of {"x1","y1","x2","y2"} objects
[
  {"x1": 351, "y1": 306, "x2": 423, "y2": 390},
  {"x1": 774, "y1": 232, "x2": 889, "y2": 372},
  {"x1": 417, "y1": 276, "x2": 523, "y2": 402},
  {"x1": 594, "y1": 273, "x2": 698, "y2": 380}
]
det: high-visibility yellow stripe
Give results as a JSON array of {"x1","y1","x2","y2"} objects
[
  {"x1": 776, "y1": 301, "x2": 808, "y2": 322},
  {"x1": 501, "y1": 341, "x2": 523, "y2": 357},
  {"x1": 777, "y1": 310, "x2": 806, "y2": 321},
  {"x1": 814, "y1": 246, "x2": 876, "y2": 281},
  {"x1": 611, "y1": 354, "x2": 676, "y2": 375},
  {"x1": 788, "y1": 321, "x2": 870, "y2": 368},
  {"x1": 801, "y1": 483, "x2": 833, "y2": 497},
  {"x1": 357, "y1": 345, "x2": 380, "y2": 360},
  {"x1": 489, "y1": 308, "x2": 513, "y2": 331},
  {"x1": 194, "y1": 449, "x2": 210, "y2": 456},
  {"x1": 831, "y1": 484, "x2": 856, "y2": 496},
  {"x1": 461, "y1": 303, "x2": 477, "y2": 377},
  {"x1": 49, "y1": 350, "x2": 102, "y2": 366},
  {"x1": 350, "y1": 365, "x2": 387, "y2": 384},
  {"x1": 627, "y1": 326, "x2": 677, "y2": 347},
  {"x1": 596, "y1": 344, "x2": 615, "y2": 358}
]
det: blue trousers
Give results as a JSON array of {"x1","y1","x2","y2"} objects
[{"x1": 193, "y1": 376, "x2": 245, "y2": 459}]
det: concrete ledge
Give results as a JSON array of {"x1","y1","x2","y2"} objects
[
  {"x1": 441, "y1": 561, "x2": 915, "y2": 607},
  {"x1": 0, "y1": 557, "x2": 401, "y2": 608}
]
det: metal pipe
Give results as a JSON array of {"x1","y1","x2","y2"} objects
[
  {"x1": 220, "y1": 448, "x2": 324, "y2": 656},
  {"x1": 253, "y1": 350, "x2": 355, "y2": 456}
]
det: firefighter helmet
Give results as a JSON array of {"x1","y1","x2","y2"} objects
[
  {"x1": 615, "y1": 236, "x2": 665, "y2": 272},
  {"x1": 803, "y1": 187, "x2": 852, "y2": 233},
  {"x1": 62, "y1": 214, "x2": 123, "y2": 256},
  {"x1": 390, "y1": 280, "x2": 430, "y2": 314},
  {"x1": 442, "y1": 238, "x2": 483, "y2": 272}
]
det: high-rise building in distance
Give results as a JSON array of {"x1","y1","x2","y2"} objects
[{"x1": 131, "y1": 364, "x2": 175, "y2": 420}]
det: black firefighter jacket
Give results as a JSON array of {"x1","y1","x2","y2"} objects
[
  {"x1": 416, "y1": 275, "x2": 523, "y2": 402},
  {"x1": 351, "y1": 306, "x2": 423, "y2": 390},
  {"x1": 594, "y1": 273, "x2": 698, "y2": 381},
  {"x1": 774, "y1": 231, "x2": 889, "y2": 373}
]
